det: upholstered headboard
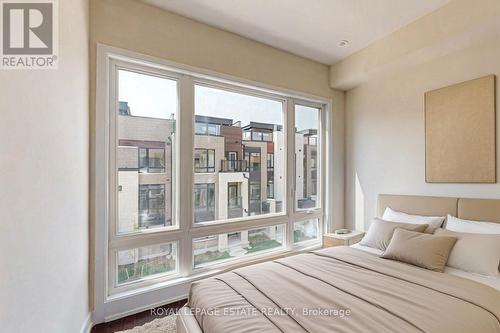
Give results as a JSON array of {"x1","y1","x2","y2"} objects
[{"x1": 378, "y1": 194, "x2": 500, "y2": 224}]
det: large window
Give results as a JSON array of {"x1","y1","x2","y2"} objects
[{"x1": 99, "y1": 51, "x2": 328, "y2": 304}]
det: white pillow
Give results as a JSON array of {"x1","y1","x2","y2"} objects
[
  {"x1": 435, "y1": 228, "x2": 500, "y2": 277},
  {"x1": 446, "y1": 215, "x2": 500, "y2": 234},
  {"x1": 382, "y1": 207, "x2": 445, "y2": 233}
]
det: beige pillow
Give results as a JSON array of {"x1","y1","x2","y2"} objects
[
  {"x1": 359, "y1": 218, "x2": 428, "y2": 251},
  {"x1": 382, "y1": 228, "x2": 457, "y2": 272},
  {"x1": 434, "y1": 228, "x2": 500, "y2": 277}
]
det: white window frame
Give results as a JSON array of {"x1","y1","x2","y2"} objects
[{"x1": 93, "y1": 44, "x2": 333, "y2": 323}]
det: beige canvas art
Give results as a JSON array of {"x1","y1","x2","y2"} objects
[{"x1": 425, "y1": 75, "x2": 496, "y2": 183}]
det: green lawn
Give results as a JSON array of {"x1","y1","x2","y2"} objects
[
  {"x1": 118, "y1": 257, "x2": 175, "y2": 284},
  {"x1": 194, "y1": 250, "x2": 231, "y2": 266},
  {"x1": 245, "y1": 233, "x2": 282, "y2": 253}
]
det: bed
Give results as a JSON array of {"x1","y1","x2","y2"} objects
[{"x1": 177, "y1": 195, "x2": 500, "y2": 333}]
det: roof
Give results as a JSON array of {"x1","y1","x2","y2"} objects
[
  {"x1": 195, "y1": 115, "x2": 234, "y2": 126},
  {"x1": 242, "y1": 121, "x2": 282, "y2": 131}
]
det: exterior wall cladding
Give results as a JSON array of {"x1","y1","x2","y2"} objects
[{"x1": 116, "y1": 102, "x2": 317, "y2": 265}]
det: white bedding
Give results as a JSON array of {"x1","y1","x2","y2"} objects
[{"x1": 350, "y1": 243, "x2": 500, "y2": 290}]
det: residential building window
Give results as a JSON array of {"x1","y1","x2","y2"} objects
[
  {"x1": 267, "y1": 180, "x2": 274, "y2": 199},
  {"x1": 227, "y1": 183, "x2": 242, "y2": 219},
  {"x1": 195, "y1": 122, "x2": 221, "y2": 136},
  {"x1": 246, "y1": 130, "x2": 273, "y2": 142},
  {"x1": 251, "y1": 131, "x2": 263, "y2": 141},
  {"x1": 311, "y1": 150, "x2": 317, "y2": 170},
  {"x1": 266, "y1": 153, "x2": 275, "y2": 199},
  {"x1": 246, "y1": 151, "x2": 261, "y2": 171},
  {"x1": 138, "y1": 184, "x2": 166, "y2": 229},
  {"x1": 267, "y1": 153, "x2": 274, "y2": 169},
  {"x1": 194, "y1": 183, "x2": 215, "y2": 222},
  {"x1": 139, "y1": 147, "x2": 165, "y2": 173},
  {"x1": 194, "y1": 148, "x2": 215, "y2": 173},
  {"x1": 262, "y1": 132, "x2": 272, "y2": 141},
  {"x1": 248, "y1": 181, "x2": 261, "y2": 215},
  {"x1": 227, "y1": 152, "x2": 237, "y2": 171}
]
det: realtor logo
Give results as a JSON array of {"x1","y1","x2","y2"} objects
[{"x1": 1, "y1": 0, "x2": 58, "y2": 69}]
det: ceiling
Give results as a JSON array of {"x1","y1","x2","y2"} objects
[{"x1": 143, "y1": 0, "x2": 450, "y2": 64}]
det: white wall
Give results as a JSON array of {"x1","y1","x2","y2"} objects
[
  {"x1": 0, "y1": 0, "x2": 90, "y2": 332},
  {"x1": 340, "y1": 7, "x2": 500, "y2": 229}
]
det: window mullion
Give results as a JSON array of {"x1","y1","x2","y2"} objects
[
  {"x1": 178, "y1": 75, "x2": 195, "y2": 276},
  {"x1": 285, "y1": 97, "x2": 295, "y2": 250},
  {"x1": 320, "y1": 104, "x2": 327, "y2": 236}
]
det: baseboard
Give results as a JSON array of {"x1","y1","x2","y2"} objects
[
  {"x1": 104, "y1": 295, "x2": 187, "y2": 322},
  {"x1": 81, "y1": 312, "x2": 93, "y2": 333}
]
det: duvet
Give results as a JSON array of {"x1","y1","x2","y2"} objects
[{"x1": 187, "y1": 246, "x2": 500, "y2": 333}]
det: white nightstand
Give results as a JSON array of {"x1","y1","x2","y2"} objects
[{"x1": 323, "y1": 230, "x2": 365, "y2": 248}]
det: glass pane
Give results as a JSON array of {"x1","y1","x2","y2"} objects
[
  {"x1": 117, "y1": 242, "x2": 177, "y2": 285},
  {"x1": 138, "y1": 184, "x2": 165, "y2": 228},
  {"x1": 148, "y1": 148, "x2": 165, "y2": 172},
  {"x1": 208, "y1": 149, "x2": 215, "y2": 172},
  {"x1": 249, "y1": 152, "x2": 261, "y2": 171},
  {"x1": 139, "y1": 148, "x2": 148, "y2": 173},
  {"x1": 294, "y1": 219, "x2": 319, "y2": 243},
  {"x1": 193, "y1": 225, "x2": 284, "y2": 267},
  {"x1": 117, "y1": 70, "x2": 177, "y2": 233},
  {"x1": 194, "y1": 85, "x2": 284, "y2": 223},
  {"x1": 295, "y1": 105, "x2": 320, "y2": 210},
  {"x1": 252, "y1": 131, "x2": 263, "y2": 141},
  {"x1": 262, "y1": 132, "x2": 272, "y2": 142}
]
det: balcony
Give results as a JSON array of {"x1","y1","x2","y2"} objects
[{"x1": 220, "y1": 160, "x2": 247, "y2": 172}]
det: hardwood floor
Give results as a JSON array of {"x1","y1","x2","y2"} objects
[{"x1": 91, "y1": 299, "x2": 187, "y2": 333}]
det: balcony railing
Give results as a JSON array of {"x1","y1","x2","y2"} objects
[{"x1": 220, "y1": 160, "x2": 247, "y2": 172}]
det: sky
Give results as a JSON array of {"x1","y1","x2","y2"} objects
[{"x1": 118, "y1": 69, "x2": 318, "y2": 131}]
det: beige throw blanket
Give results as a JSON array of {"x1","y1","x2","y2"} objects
[{"x1": 188, "y1": 247, "x2": 500, "y2": 333}]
